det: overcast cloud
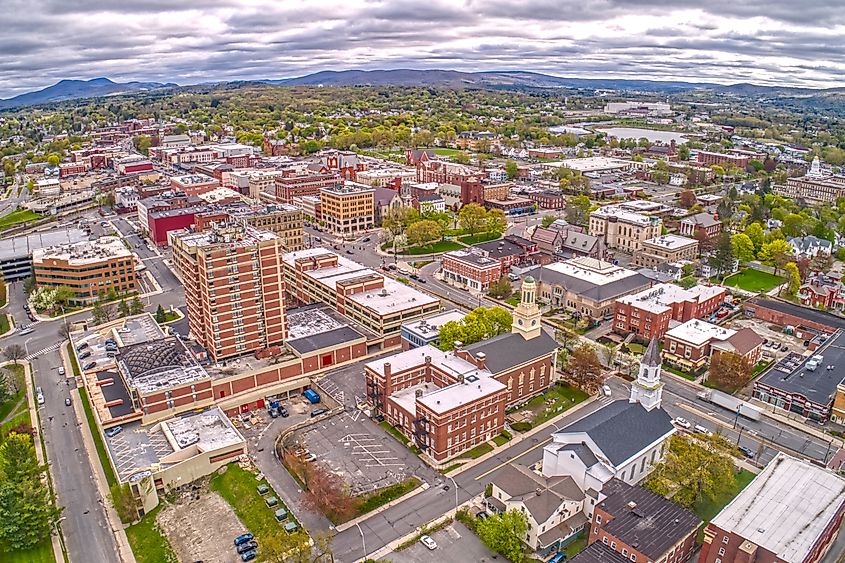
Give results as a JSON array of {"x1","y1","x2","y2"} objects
[{"x1": 2, "y1": 0, "x2": 844, "y2": 98}]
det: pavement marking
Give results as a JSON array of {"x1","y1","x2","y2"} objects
[
  {"x1": 475, "y1": 436, "x2": 553, "y2": 481},
  {"x1": 25, "y1": 342, "x2": 61, "y2": 360}
]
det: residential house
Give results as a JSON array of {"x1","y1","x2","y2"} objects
[
  {"x1": 798, "y1": 272, "x2": 845, "y2": 310},
  {"x1": 789, "y1": 235, "x2": 833, "y2": 258}
]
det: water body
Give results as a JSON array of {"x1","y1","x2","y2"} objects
[
  {"x1": 548, "y1": 125, "x2": 591, "y2": 136},
  {"x1": 595, "y1": 127, "x2": 689, "y2": 144}
]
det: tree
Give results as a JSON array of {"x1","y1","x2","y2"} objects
[
  {"x1": 133, "y1": 135, "x2": 152, "y2": 156},
  {"x1": 678, "y1": 144, "x2": 690, "y2": 161},
  {"x1": 155, "y1": 304, "x2": 167, "y2": 324},
  {"x1": 758, "y1": 239, "x2": 795, "y2": 275},
  {"x1": 109, "y1": 483, "x2": 137, "y2": 524},
  {"x1": 46, "y1": 154, "x2": 60, "y2": 167},
  {"x1": 782, "y1": 213, "x2": 806, "y2": 238},
  {"x1": 438, "y1": 307, "x2": 513, "y2": 351},
  {"x1": 58, "y1": 322, "x2": 73, "y2": 342},
  {"x1": 488, "y1": 277, "x2": 513, "y2": 299},
  {"x1": 476, "y1": 509, "x2": 528, "y2": 563},
  {"x1": 541, "y1": 215, "x2": 556, "y2": 228},
  {"x1": 811, "y1": 252, "x2": 833, "y2": 274},
  {"x1": 458, "y1": 203, "x2": 487, "y2": 236},
  {"x1": 405, "y1": 220, "x2": 442, "y2": 248},
  {"x1": 505, "y1": 159, "x2": 519, "y2": 180},
  {"x1": 117, "y1": 299, "x2": 130, "y2": 318},
  {"x1": 297, "y1": 458, "x2": 357, "y2": 523},
  {"x1": 678, "y1": 190, "x2": 697, "y2": 209},
  {"x1": 567, "y1": 343, "x2": 603, "y2": 393},
  {"x1": 731, "y1": 234, "x2": 756, "y2": 262},
  {"x1": 645, "y1": 435, "x2": 737, "y2": 511},
  {"x1": 708, "y1": 233, "x2": 735, "y2": 278},
  {"x1": 743, "y1": 222, "x2": 765, "y2": 253},
  {"x1": 129, "y1": 296, "x2": 144, "y2": 315},
  {"x1": 0, "y1": 433, "x2": 40, "y2": 483},
  {"x1": 485, "y1": 208, "x2": 507, "y2": 236},
  {"x1": 785, "y1": 262, "x2": 801, "y2": 296},
  {"x1": 91, "y1": 301, "x2": 116, "y2": 325},
  {"x1": 2, "y1": 344, "x2": 25, "y2": 365},
  {"x1": 707, "y1": 352, "x2": 754, "y2": 391},
  {"x1": 565, "y1": 195, "x2": 591, "y2": 226}
]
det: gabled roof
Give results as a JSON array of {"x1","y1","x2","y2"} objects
[
  {"x1": 556, "y1": 401, "x2": 674, "y2": 467},
  {"x1": 532, "y1": 227, "x2": 562, "y2": 245},
  {"x1": 712, "y1": 327, "x2": 763, "y2": 357},
  {"x1": 570, "y1": 542, "x2": 636, "y2": 563},
  {"x1": 464, "y1": 331, "x2": 558, "y2": 374},
  {"x1": 493, "y1": 464, "x2": 585, "y2": 523},
  {"x1": 561, "y1": 231, "x2": 600, "y2": 253},
  {"x1": 682, "y1": 212, "x2": 720, "y2": 228}
]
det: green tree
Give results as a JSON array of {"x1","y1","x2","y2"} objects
[
  {"x1": 53, "y1": 285, "x2": 75, "y2": 307},
  {"x1": 731, "y1": 233, "x2": 756, "y2": 262},
  {"x1": 505, "y1": 159, "x2": 519, "y2": 180},
  {"x1": 133, "y1": 135, "x2": 152, "y2": 156},
  {"x1": 117, "y1": 299, "x2": 130, "y2": 318},
  {"x1": 541, "y1": 215, "x2": 556, "y2": 228},
  {"x1": 46, "y1": 154, "x2": 60, "y2": 167},
  {"x1": 155, "y1": 304, "x2": 167, "y2": 324},
  {"x1": 758, "y1": 239, "x2": 795, "y2": 275},
  {"x1": 485, "y1": 208, "x2": 507, "y2": 236},
  {"x1": 476, "y1": 509, "x2": 528, "y2": 563},
  {"x1": 459, "y1": 203, "x2": 487, "y2": 236},
  {"x1": 109, "y1": 483, "x2": 137, "y2": 524},
  {"x1": 405, "y1": 220, "x2": 442, "y2": 248},
  {"x1": 708, "y1": 232, "x2": 735, "y2": 278},
  {"x1": 129, "y1": 296, "x2": 144, "y2": 315},
  {"x1": 0, "y1": 433, "x2": 40, "y2": 483},
  {"x1": 785, "y1": 262, "x2": 801, "y2": 295},
  {"x1": 743, "y1": 222, "x2": 765, "y2": 253},
  {"x1": 438, "y1": 307, "x2": 513, "y2": 351},
  {"x1": 678, "y1": 144, "x2": 690, "y2": 161},
  {"x1": 782, "y1": 213, "x2": 806, "y2": 237},
  {"x1": 488, "y1": 277, "x2": 513, "y2": 299},
  {"x1": 565, "y1": 195, "x2": 591, "y2": 226},
  {"x1": 645, "y1": 435, "x2": 737, "y2": 510}
]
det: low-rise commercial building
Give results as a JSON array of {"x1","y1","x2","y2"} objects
[
  {"x1": 700, "y1": 453, "x2": 845, "y2": 563},
  {"x1": 635, "y1": 234, "x2": 699, "y2": 268},
  {"x1": 663, "y1": 319, "x2": 762, "y2": 372},
  {"x1": 320, "y1": 182, "x2": 375, "y2": 236},
  {"x1": 441, "y1": 249, "x2": 502, "y2": 292},
  {"x1": 115, "y1": 155, "x2": 154, "y2": 175},
  {"x1": 170, "y1": 174, "x2": 220, "y2": 195},
  {"x1": 400, "y1": 310, "x2": 466, "y2": 350},
  {"x1": 0, "y1": 228, "x2": 88, "y2": 281},
  {"x1": 272, "y1": 172, "x2": 339, "y2": 203},
  {"x1": 589, "y1": 206, "x2": 663, "y2": 253},
  {"x1": 614, "y1": 283, "x2": 726, "y2": 340},
  {"x1": 32, "y1": 236, "x2": 136, "y2": 304}
]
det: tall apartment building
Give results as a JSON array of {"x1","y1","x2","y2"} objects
[
  {"x1": 319, "y1": 182, "x2": 375, "y2": 236},
  {"x1": 635, "y1": 234, "x2": 699, "y2": 268},
  {"x1": 588, "y1": 206, "x2": 662, "y2": 253},
  {"x1": 613, "y1": 283, "x2": 726, "y2": 340},
  {"x1": 271, "y1": 172, "x2": 338, "y2": 203},
  {"x1": 32, "y1": 236, "x2": 136, "y2": 305},
  {"x1": 282, "y1": 248, "x2": 440, "y2": 348},
  {"x1": 225, "y1": 204, "x2": 304, "y2": 252},
  {"x1": 169, "y1": 224, "x2": 287, "y2": 362}
]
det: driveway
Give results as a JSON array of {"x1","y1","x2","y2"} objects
[{"x1": 387, "y1": 521, "x2": 496, "y2": 563}]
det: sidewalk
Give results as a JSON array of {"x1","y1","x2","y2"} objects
[
  {"x1": 748, "y1": 397, "x2": 844, "y2": 448},
  {"x1": 18, "y1": 360, "x2": 66, "y2": 563},
  {"x1": 62, "y1": 346, "x2": 137, "y2": 563}
]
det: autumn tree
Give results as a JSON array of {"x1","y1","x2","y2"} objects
[
  {"x1": 731, "y1": 233, "x2": 756, "y2": 263},
  {"x1": 645, "y1": 435, "x2": 737, "y2": 511},
  {"x1": 678, "y1": 190, "x2": 697, "y2": 208},
  {"x1": 459, "y1": 203, "x2": 487, "y2": 236},
  {"x1": 295, "y1": 458, "x2": 357, "y2": 523},
  {"x1": 405, "y1": 220, "x2": 442, "y2": 248},
  {"x1": 476, "y1": 509, "x2": 529, "y2": 563},
  {"x1": 811, "y1": 252, "x2": 833, "y2": 273},
  {"x1": 707, "y1": 351, "x2": 753, "y2": 391},
  {"x1": 567, "y1": 343, "x2": 603, "y2": 393}
]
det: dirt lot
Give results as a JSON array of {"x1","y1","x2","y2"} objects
[{"x1": 157, "y1": 491, "x2": 246, "y2": 563}]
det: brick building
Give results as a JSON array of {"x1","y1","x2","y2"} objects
[
  {"x1": 416, "y1": 159, "x2": 485, "y2": 205},
  {"x1": 635, "y1": 235, "x2": 699, "y2": 268},
  {"x1": 663, "y1": 319, "x2": 762, "y2": 372},
  {"x1": 272, "y1": 172, "x2": 339, "y2": 203},
  {"x1": 441, "y1": 249, "x2": 502, "y2": 292},
  {"x1": 524, "y1": 189, "x2": 566, "y2": 210},
  {"x1": 59, "y1": 161, "x2": 88, "y2": 178},
  {"x1": 679, "y1": 212, "x2": 721, "y2": 241},
  {"x1": 169, "y1": 223, "x2": 287, "y2": 362},
  {"x1": 614, "y1": 284, "x2": 726, "y2": 340},
  {"x1": 170, "y1": 174, "x2": 220, "y2": 196},
  {"x1": 32, "y1": 236, "x2": 136, "y2": 305},
  {"x1": 115, "y1": 155, "x2": 154, "y2": 175},
  {"x1": 700, "y1": 454, "x2": 845, "y2": 563},
  {"x1": 319, "y1": 182, "x2": 375, "y2": 236},
  {"x1": 696, "y1": 150, "x2": 750, "y2": 169}
]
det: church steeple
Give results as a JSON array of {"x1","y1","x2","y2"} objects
[
  {"x1": 512, "y1": 276, "x2": 541, "y2": 340},
  {"x1": 630, "y1": 338, "x2": 664, "y2": 411}
]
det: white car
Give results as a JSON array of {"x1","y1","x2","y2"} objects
[
  {"x1": 602, "y1": 385, "x2": 612, "y2": 397},
  {"x1": 419, "y1": 535, "x2": 437, "y2": 550},
  {"x1": 673, "y1": 417, "x2": 691, "y2": 429},
  {"x1": 694, "y1": 424, "x2": 713, "y2": 436},
  {"x1": 58, "y1": 367, "x2": 65, "y2": 376}
]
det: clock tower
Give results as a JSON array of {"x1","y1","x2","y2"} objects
[{"x1": 512, "y1": 276, "x2": 542, "y2": 340}]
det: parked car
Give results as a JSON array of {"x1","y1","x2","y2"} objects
[
  {"x1": 310, "y1": 408, "x2": 328, "y2": 418},
  {"x1": 233, "y1": 533, "x2": 254, "y2": 546},
  {"x1": 83, "y1": 362, "x2": 97, "y2": 371},
  {"x1": 417, "y1": 277, "x2": 427, "y2": 284},
  {"x1": 693, "y1": 424, "x2": 713, "y2": 436},
  {"x1": 65, "y1": 397, "x2": 71, "y2": 407},
  {"x1": 345, "y1": 249, "x2": 354, "y2": 255},
  {"x1": 37, "y1": 393, "x2": 45, "y2": 405},
  {"x1": 105, "y1": 426, "x2": 123, "y2": 438},
  {"x1": 240, "y1": 550, "x2": 257, "y2": 562},
  {"x1": 58, "y1": 367, "x2": 65, "y2": 376},
  {"x1": 419, "y1": 535, "x2": 437, "y2": 550},
  {"x1": 673, "y1": 417, "x2": 692, "y2": 429},
  {"x1": 236, "y1": 540, "x2": 257, "y2": 554},
  {"x1": 475, "y1": 510, "x2": 489, "y2": 520},
  {"x1": 78, "y1": 351, "x2": 92, "y2": 360},
  {"x1": 278, "y1": 407, "x2": 289, "y2": 418},
  {"x1": 738, "y1": 446, "x2": 755, "y2": 458},
  {"x1": 781, "y1": 345, "x2": 789, "y2": 352},
  {"x1": 268, "y1": 408, "x2": 279, "y2": 418}
]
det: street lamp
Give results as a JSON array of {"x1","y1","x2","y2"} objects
[
  {"x1": 733, "y1": 405, "x2": 741, "y2": 429},
  {"x1": 447, "y1": 476, "x2": 458, "y2": 511},
  {"x1": 355, "y1": 522, "x2": 366, "y2": 558}
]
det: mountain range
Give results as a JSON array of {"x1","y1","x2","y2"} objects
[{"x1": 1, "y1": 69, "x2": 843, "y2": 110}]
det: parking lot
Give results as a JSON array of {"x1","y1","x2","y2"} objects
[
  {"x1": 730, "y1": 318, "x2": 806, "y2": 361},
  {"x1": 237, "y1": 393, "x2": 336, "y2": 450},
  {"x1": 387, "y1": 521, "x2": 496, "y2": 563}
]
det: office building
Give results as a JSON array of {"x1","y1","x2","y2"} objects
[
  {"x1": 589, "y1": 206, "x2": 663, "y2": 253},
  {"x1": 319, "y1": 182, "x2": 375, "y2": 236},
  {"x1": 635, "y1": 234, "x2": 699, "y2": 268},
  {"x1": 614, "y1": 283, "x2": 726, "y2": 340},
  {"x1": 0, "y1": 228, "x2": 88, "y2": 281}
]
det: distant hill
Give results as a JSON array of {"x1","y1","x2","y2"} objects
[{"x1": 0, "y1": 77, "x2": 177, "y2": 109}]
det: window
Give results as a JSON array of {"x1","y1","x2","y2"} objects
[
  {"x1": 602, "y1": 537, "x2": 608, "y2": 545},
  {"x1": 722, "y1": 535, "x2": 729, "y2": 544},
  {"x1": 611, "y1": 542, "x2": 617, "y2": 549},
  {"x1": 622, "y1": 549, "x2": 628, "y2": 557},
  {"x1": 630, "y1": 556, "x2": 636, "y2": 562},
  {"x1": 718, "y1": 548, "x2": 725, "y2": 556},
  {"x1": 595, "y1": 515, "x2": 602, "y2": 524}
]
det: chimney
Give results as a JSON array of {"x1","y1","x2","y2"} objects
[
  {"x1": 383, "y1": 362, "x2": 393, "y2": 396},
  {"x1": 476, "y1": 352, "x2": 486, "y2": 370},
  {"x1": 415, "y1": 389, "x2": 424, "y2": 398},
  {"x1": 627, "y1": 501, "x2": 637, "y2": 510},
  {"x1": 453, "y1": 340, "x2": 463, "y2": 352}
]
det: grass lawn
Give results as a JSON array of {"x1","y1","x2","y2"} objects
[
  {"x1": 626, "y1": 343, "x2": 645, "y2": 354},
  {"x1": 378, "y1": 420, "x2": 420, "y2": 453},
  {"x1": 0, "y1": 364, "x2": 26, "y2": 423},
  {"x1": 2, "y1": 540, "x2": 55, "y2": 563},
  {"x1": 78, "y1": 384, "x2": 117, "y2": 487},
  {"x1": 458, "y1": 442, "x2": 493, "y2": 459},
  {"x1": 458, "y1": 232, "x2": 501, "y2": 245},
  {"x1": 752, "y1": 359, "x2": 774, "y2": 376},
  {"x1": 492, "y1": 432, "x2": 511, "y2": 446},
  {"x1": 0, "y1": 277, "x2": 6, "y2": 307},
  {"x1": 564, "y1": 533, "x2": 588, "y2": 558},
  {"x1": 441, "y1": 462, "x2": 465, "y2": 474},
  {"x1": 125, "y1": 505, "x2": 177, "y2": 563},
  {"x1": 723, "y1": 269, "x2": 785, "y2": 293},
  {"x1": 526, "y1": 384, "x2": 589, "y2": 427},
  {"x1": 694, "y1": 469, "x2": 756, "y2": 524},
  {"x1": 0, "y1": 313, "x2": 10, "y2": 336},
  {"x1": 663, "y1": 364, "x2": 697, "y2": 381},
  {"x1": 504, "y1": 295, "x2": 521, "y2": 307},
  {"x1": 356, "y1": 477, "x2": 421, "y2": 516},
  {"x1": 402, "y1": 240, "x2": 464, "y2": 255},
  {"x1": 160, "y1": 311, "x2": 180, "y2": 323},
  {"x1": 66, "y1": 342, "x2": 81, "y2": 378},
  {"x1": 0, "y1": 410, "x2": 30, "y2": 436},
  {"x1": 432, "y1": 148, "x2": 462, "y2": 156},
  {"x1": 210, "y1": 464, "x2": 304, "y2": 542},
  {"x1": 0, "y1": 209, "x2": 42, "y2": 230}
]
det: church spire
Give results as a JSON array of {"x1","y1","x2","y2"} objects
[{"x1": 630, "y1": 337, "x2": 664, "y2": 411}]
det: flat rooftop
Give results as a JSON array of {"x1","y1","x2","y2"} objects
[
  {"x1": 545, "y1": 257, "x2": 639, "y2": 287},
  {"x1": 618, "y1": 283, "x2": 725, "y2": 315},
  {"x1": 0, "y1": 228, "x2": 88, "y2": 262},
  {"x1": 32, "y1": 235, "x2": 131, "y2": 265},
  {"x1": 545, "y1": 157, "x2": 632, "y2": 173},
  {"x1": 643, "y1": 234, "x2": 698, "y2": 250},
  {"x1": 591, "y1": 205, "x2": 661, "y2": 226},
  {"x1": 417, "y1": 374, "x2": 505, "y2": 414},
  {"x1": 665, "y1": 318, "x2": 735, "y2": 346},
  {"x1": 757, "y1": 331, "x2": 844, "y2": 405},
  {"x1": 444, "y1": 249, "x2": 500, "y2": 268},
  {"x1": 402, "y1": 310, "x2": 466, "y2": 340},
  {"x1": 711, "y1": 453, "x2": 845, "y2": 562},
  {"x1": 286, "y1": 303, "x2": 368, "y2": 354}
]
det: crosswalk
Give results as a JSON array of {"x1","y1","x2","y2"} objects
[{"x1": 24, "y1": 342, "x2": 62, "y2": 361}]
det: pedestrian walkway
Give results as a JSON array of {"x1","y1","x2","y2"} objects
[{"x1": 25, "y1": 342, "x2": 61, "y2": 360}]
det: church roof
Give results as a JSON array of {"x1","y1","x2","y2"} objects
[
  {"x1": 555, "y1": 401, "x2": 674, "y2": 467},
  {"x1": 642, "y1": 337, "x2": 661, "y2": 367},
  {"x1": 464, "y1": 331, "x2": 557, "y2": 374}
]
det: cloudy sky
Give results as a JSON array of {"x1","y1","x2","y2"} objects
[{"x1": 2, "y1": 0, "x2": 844, "y2": 98}]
